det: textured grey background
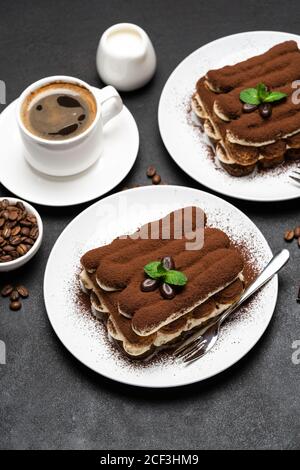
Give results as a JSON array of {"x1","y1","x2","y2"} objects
[{"x1": 0, "y1": 0, "x2": 299, "y2": 450}]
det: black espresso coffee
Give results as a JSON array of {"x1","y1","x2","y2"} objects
[{"x1": 21, "y1": 82, "x2": 97, "y2": 140}]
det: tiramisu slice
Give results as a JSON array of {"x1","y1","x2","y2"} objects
[
  {"x1": 79, "y1": 208, "x2": 246, "y2": 359},
  {"x1": 192, "y1": 41, "x2": 300, "y2": 176}
]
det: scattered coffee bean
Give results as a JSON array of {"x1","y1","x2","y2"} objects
[
  {"x1": 294, "y1": 227, "x2": 300, "y2": 238},
  {"x1": 1, "y1": 284, "x2": 13, "y2": 297},
  {"x1": 284, "y1": 229, "x2": 295, "y2": 241},
  {"x1": 141, "y1": 278, "x2": 159, "y2": 292},
  {"x1": 0, "y1": 200, "x2": 39, "y2": 263},
  {"x1": 160, "y1": 282, "x2": 176, "y2": 300},
  {"x1": 10, "y1": 290, "x2": 19, "y2": 301},
  {"x1": 259, "y1": 103, "x2": 272, "y2": 118},
  {"x1": 10, "y1": 301, "x2": 22, "y2": 311},
  {"x1": 243, "y1": 103, "x2": 258, "y2": 113},
  {"x1": 146, "y1": 166, "x2": 156, "y2": 178},
  {"x1": 152, "y1": 174, "x2": 161, "y2": 185},
  {"x1": 16, "y1": 285, "x2": 29, "y2": 298},
  {"x1": 161, "y1": 256, "x2": 175, "y2": 271}
]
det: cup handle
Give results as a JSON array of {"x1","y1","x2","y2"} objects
[{"x1": 97, "y1": 85, "x2": 123, "y2": 126}]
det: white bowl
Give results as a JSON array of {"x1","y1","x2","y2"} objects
[{"x1": 0, "y1": 197, "x2": 43, "y2": 272}]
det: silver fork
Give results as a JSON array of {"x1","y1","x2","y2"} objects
[
  {"x1": 174, "y1": 249, "x2": 290, "y2": 365},
  {"x1": 289, "y1": 169, "x2": 300, "y2": 184}
]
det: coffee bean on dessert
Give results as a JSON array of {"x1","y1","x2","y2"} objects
[
  {"x1": 146, "y1": 166, "x2": 156, "y2": 178},
  {"x1": 141, "y1": 278, "x2": 159, "y2": 292},
  {"x1": 10, "y1": 290, "x2": 19, "y2": 301},
  {"x1": 243, "y1": 103, "x2": 258, "y2": 113},
  {"x1": 10, "y1": 300, "x2": 22, "y2": 311},
  {"x1": 161, "y1": 256, "x2": 175, "y2": 271},
  {"x1": 294, "y1": 226, "x2": 300, "y2": 238},
  {"x1": 259, "y1": 103, "x2": 272, "y2": 118},
  {"x1": 1, "y1": 284, "x2": 13, "y2": 297},
  {"x1": 16, "y1": 285, "x2": 29, "y2": 298},
  {"x1": 284, "y1": 229, "x2": 294, "y2": 241},
  {"x1": 160, "y1": 282, "x2": 176, "y2": 299},
  {"x1": 152, "y1": 174, "x2": 161, "y2": 185}
]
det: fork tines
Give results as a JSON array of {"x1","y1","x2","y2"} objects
[{"x1": 289, "y1": 170, "x2": 300, "y2": 184}]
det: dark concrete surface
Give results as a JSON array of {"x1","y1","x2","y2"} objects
[{"x1": 0, "y1": 0, "x2": 299, "y2": 450}]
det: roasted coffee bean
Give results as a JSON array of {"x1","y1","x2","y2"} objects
[
  {"x1": 294, "y1": 226, "x2": 300, "y2": 238},
  {"x1": 284, "y1": 230, "x2": 294, "y2": 241},
  {"x1": 10, "y1": 290, "x2": 19, "y2": 301},
  {"x1": 146, "y1": 166, "x2": 156, "y2": 177},
  {"x1": 141, "y1": 278, "x2": 159, "y2": 292},
  {"x1": 3, "y1": 245, "x2": 14, "y2": 253},
  {"x1": 10, "y1": 251, "x2": 19, "y2": 259},
  {"x1": 1, "y1": 199, "x2": 9, "y2": 209},
  {"x1": 0, "y1": 255, "x2": 12, "y2": 262},
  {"x1": 8, "y1": 210, "x2": 18, "y2": 221},
  {"x1": 0, "y1": 217, "x2": 5, "y2": 228},
  {"x1": 17, "y1": 244, "x2": 28, "y2": 256},
  {"x1": 10, "y1": 301, "x2": 22, "y2": 311},
  {"x1": 0, "y1": 237, "x2": 4, "y2": 244},
  {"x1": 243, "y1": 103, "x2": 258, "y2": 113},
  {"x1": 29, "y1": 227, "x2": 39, "y2": 239},
  {"x1": 160, "y1": 282, "x2": 176, "y2": 299},
  {"x1": 10, "y1": 236, "x2": 21, "y2": 246},
  {"x1": 11, "y1": 226, "x2": 21, "y2": 236},
  {"x1": 2, "y1": 227, "x2": 11, "y2": 238},
  {"x1": 16, "y1": 201, "x2": 25, "y2": 211},
  {"x1": 2, "y1": 210, "x2": 9, "y2": 220},
  {"x1": 1, "y1": 284, "x2": 13, "y2": 297},
  {"x1": 152, "y1": 174, "x2": 161, "y2": 185},
  {"x1": 161, "y1": 256, "x2": 175, "y2": 271},
  {"x1": 21, "y1": 227, "x2": 30, "y2": 236},
  {"x1": 27, "y1": 215, "x2": 37, "y2": 224},
  {"x1": 24, "y1": 238, "x2": 34, "y2": 245},
  {"x1": 259, "y1": 103, "x2": 272, "y2": 118},
  {"x1": 19, "y1": 219, "x2": 32, "y2": 227},
  {"x1": 16, "y1": 285, "x2": 29, "y2": 298}
]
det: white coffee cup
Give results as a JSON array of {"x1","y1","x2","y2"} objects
[{"x1": 17, "y1": 75, "x2": 123, "y2": 177}]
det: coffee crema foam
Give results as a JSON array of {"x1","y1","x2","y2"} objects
[{"x1": 21, "y1": 82, "x2": 97, "y2": 141}]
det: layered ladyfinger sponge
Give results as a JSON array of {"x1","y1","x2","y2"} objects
[
  {"x1": 192, "y1": 41, "x2": 300, "y2": 176},
  {"x1": 80, "y1": 208, "x2": 245, "y2": 358}
]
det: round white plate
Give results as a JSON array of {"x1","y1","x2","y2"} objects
[
  {"x1": 158, "y1": 31, "x2": 300, "y2": 202},
  {"x1": 0, "y1": 87, "x2": 139, "y2": 206},
  {"x1": 44, "y1": 185, "x2": 278, "y2": 388}
]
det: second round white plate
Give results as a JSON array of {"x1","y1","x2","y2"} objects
[
  {"x1": 44, "y1": 185, "x2": 278, "y2": 388},
  {"x1": 158, "y1": 31, "x2": 300, "y2": 202},
  {"x1": 0, "y1": 87, "x2": 139, "y2": 206}
]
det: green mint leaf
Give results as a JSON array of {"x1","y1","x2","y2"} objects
[
  {"x1": 144, "y1": 261, "x2": 166, "y2": 279},
  {"x1": 263, "y1": 91, "x2": 287, "y2": 103},
  {"x1": 256, "y1": 83, "x2": 268, "y2": 101},
  {"x1": 240, "y1": 88, "x2": 260, "y2": 105},
  {"x1": 164, "y1": 270, "x2": 188, "y2": 286}
]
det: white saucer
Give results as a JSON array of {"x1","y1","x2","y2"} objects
[
  {"x1": 158, "y1": 31, "x2": 300, "y2": 202},
  {"x1": 0, "y1": 88, "x2": 139, "y2": 206},
  {"x1": 44, "y1": 185, "x2": 277, "y2": 388}
]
